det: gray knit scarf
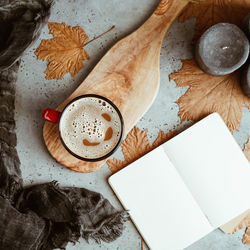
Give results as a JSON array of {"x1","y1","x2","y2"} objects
[{"x1": 0, "y1": 1, "x2": 128, "y2": 249}]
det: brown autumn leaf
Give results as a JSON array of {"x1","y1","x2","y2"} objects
[
  {"x1": 232, "y1": 211, "x2": 250, "y2": 234},
  {"x1": 151, "y1": 129, "x2": 178, "y2": 149},
  {"x1": 178, "y1": 0, "x2": 250, "y2": 42},
  {"x1": 243, "y1": 138, "x2": 250, "y2": 161},
  {"x1": 243, "y1": 227, "x2": 250, "y2": 245},
  {"x1": 169, "y1": 60, "x2": 250, "y2": 132},
  {"x1": 107, "y1": 126, "x2": 177, "y2": 173},
  {"x1": 35, "y1": 22, "x2": 89, "y2": 80}
]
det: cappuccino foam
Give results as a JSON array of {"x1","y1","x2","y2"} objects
[{"x1": 60, "y1": 97, "x2": 122, "y2": 159}]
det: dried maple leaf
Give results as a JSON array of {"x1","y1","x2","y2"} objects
[
  {"x1": 235, "y1": 208, "x2": 250, "y2": 245},
  {"x1": 107, "y1": 127, "x2": 150, "y2": 173},
  {"x1": 243, "y1": 227, "x2": 250, "y2": 245},
  {"x1": 169, "y1": 60, "x2": 250, "y2": 132},
  {"x1": 151, "y1": 129, "x2": 178, "y2": 149},
  {"x1": 107, "y1": 126, "x2": 177, "y2": 173},
  {"x1": 232, "y1": 211, "x2": 250, "y2": 234},
  {"x1": 35, "y1": 22, "x2": 89, "y2": 80},
  {"x1": 178, "y1": 0, "x2": 250, "y2": 42},
  {"x1": 243, "y1": 138, "x2": 250, "y2": 161}
]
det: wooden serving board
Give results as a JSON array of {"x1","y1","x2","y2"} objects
[{"x1": 43, "y1": 0, "x2": 199, "y2": 173}]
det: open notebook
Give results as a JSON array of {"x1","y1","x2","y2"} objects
[{"x1": 109, "y1": 113, "x2": 250, "y2": 250}]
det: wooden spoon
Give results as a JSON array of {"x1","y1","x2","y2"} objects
[{"x1": 43, "y1": 0, "x2": 200, "y2": 173}]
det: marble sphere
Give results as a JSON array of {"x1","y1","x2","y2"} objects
[{"x1": 195, "y1": 23, "x2": 249, "y2": 76}]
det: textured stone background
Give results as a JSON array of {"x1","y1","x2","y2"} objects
[{"x1": 15, "y1": 0, "x2": 250, "y2": 249}]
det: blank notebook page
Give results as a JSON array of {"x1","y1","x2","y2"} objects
[
  {"x1": 109, "y1": 146, "x2": 213, "y2": 250},
  {"x1": 163, "y1": 113, "x2": 250, "y2": 228}
]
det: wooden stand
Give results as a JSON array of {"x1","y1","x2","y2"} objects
[{"x1": 43, "y1": 0, "x2": 195, "y2": 173}]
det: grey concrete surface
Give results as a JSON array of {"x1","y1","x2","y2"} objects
[{"x1": 15, "y1": 0, "x2": 250, "y2": 249}]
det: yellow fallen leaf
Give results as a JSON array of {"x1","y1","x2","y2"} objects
[
  {"x1": 35, "y1": 22, "x2": 89, "y2": 80},
  {"x1": 107, "y1": 126, "x2": 177, "y2": 173},
  {"x1": 243, "y1": 138, "x2": 250, "y2": 161},
  {"x1": 178, "y1": 0, "x2": 250, "y2": 42},
  {"x1": 169, "y1": 60, "x2": 250, "y2": 132}
]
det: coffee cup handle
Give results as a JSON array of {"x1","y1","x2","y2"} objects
[{"x1": 42, "y1": 108, "x2": 61, "y2": 123}]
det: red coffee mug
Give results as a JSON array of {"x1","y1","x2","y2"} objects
[{"x1": 42, "y1": 94, "x2": 124, "y2": 162}]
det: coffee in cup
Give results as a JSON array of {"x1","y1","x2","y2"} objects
[{"x1": 42, "y1": 95, "x2": 124, "y2": 161}]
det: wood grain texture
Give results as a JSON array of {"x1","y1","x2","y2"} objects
[{"x1": 43, "y1": 0, "x2": 192, "y2": 173}]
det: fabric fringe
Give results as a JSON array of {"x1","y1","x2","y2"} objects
[{"x1": 83, "y1": 211, "x2": 130, "y2": 244}]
